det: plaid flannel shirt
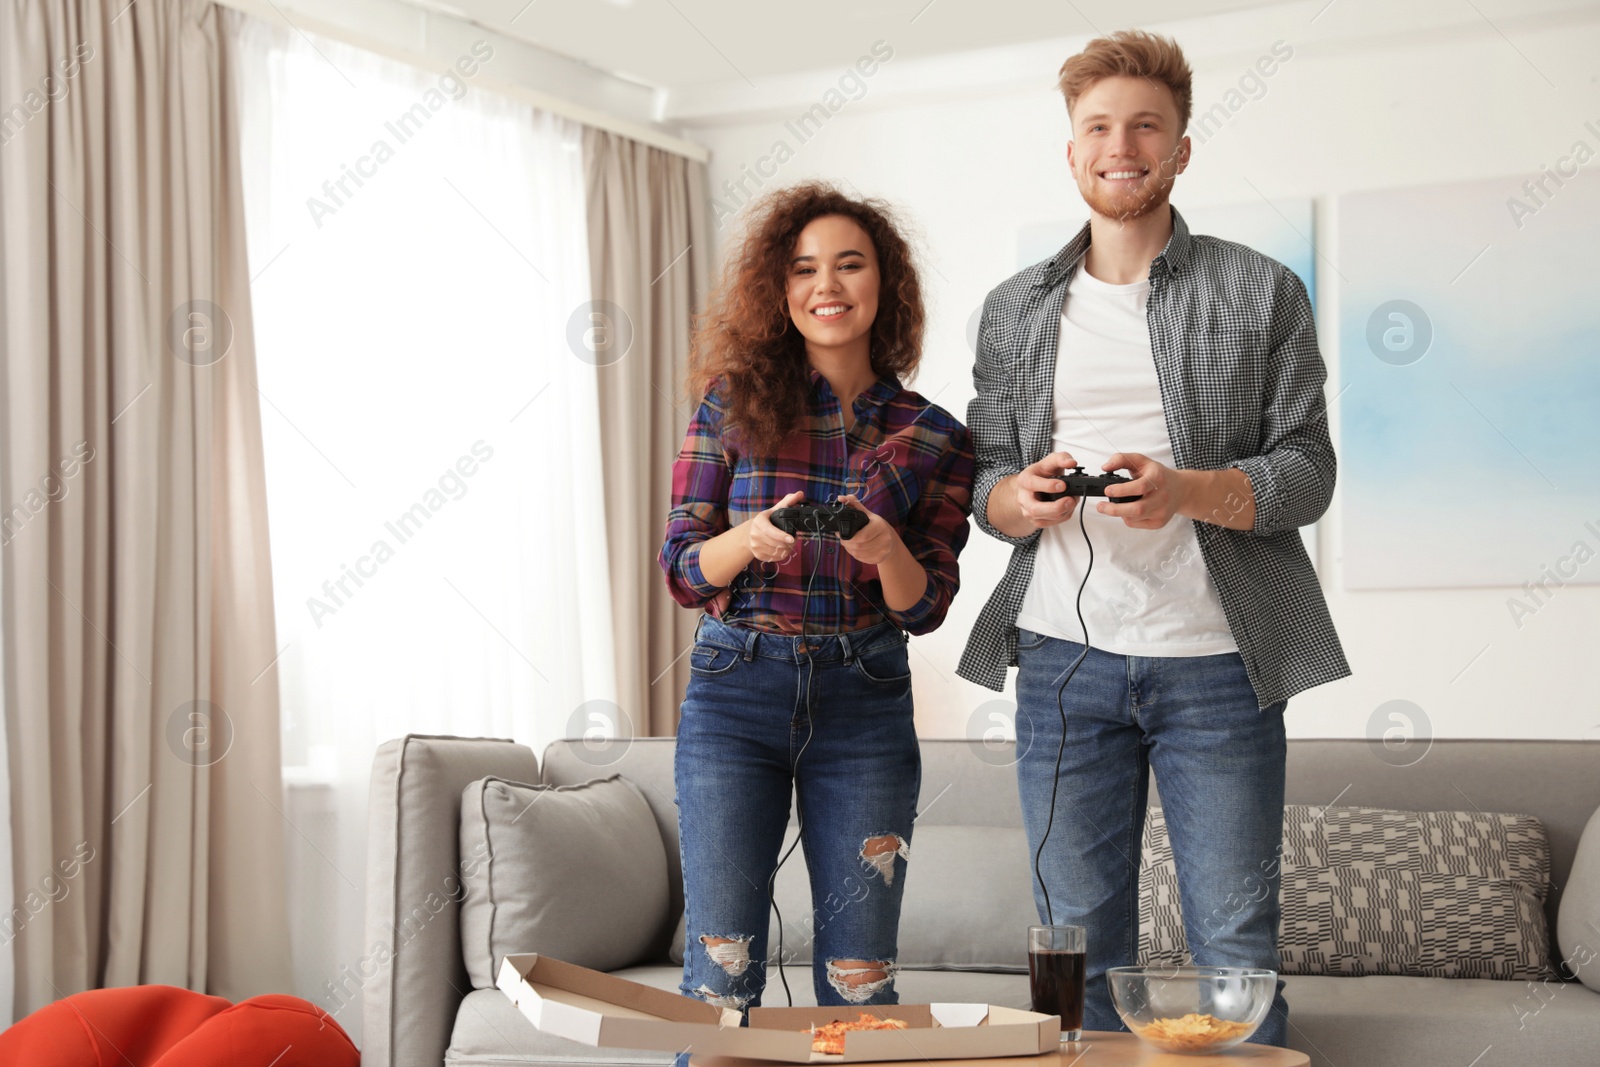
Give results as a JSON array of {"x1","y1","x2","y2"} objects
[
  {"x1": 661, "y1": 370, "x2": 974, "y2": 636},
  {"x1": 957, "y1": 206, "x2": 1350, "y2": 707}
]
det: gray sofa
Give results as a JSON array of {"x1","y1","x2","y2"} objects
[{"x1": 363, "y1": 736, "x2": 1600, "y2": 1067}]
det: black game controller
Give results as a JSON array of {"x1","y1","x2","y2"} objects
[
  {"x1": 770, "y1": 503, "x2": 869, "y2": 540},
  {"x1": 1035, "y1": 466, "x2": 1144, "y2": 503}
]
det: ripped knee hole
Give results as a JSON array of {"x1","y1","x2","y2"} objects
[
  {"x1": 859, "y1": 833, "x2": 910, "y2": 885},
  {"x1": 693, "y1": 984, "x2": 750, "y2": 1011},
  {"x1": 699, "y1": 934, "x2": 753, "y2": 976},
  {"x1": 826, "y1": 958, "x2": 897, "y2": 1003}
]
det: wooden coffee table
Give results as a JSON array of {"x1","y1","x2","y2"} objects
[
  {"x1": 1051, "y1": 1032, "x2": 1308, "y2": 1064},
  {"x1": 691, "y1": 1032, "x2": 1309, "y2": 1067}
]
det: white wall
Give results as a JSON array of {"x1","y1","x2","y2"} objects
[{"x1": 675, "y1": 0, "x2": 1600, "y2": 744}]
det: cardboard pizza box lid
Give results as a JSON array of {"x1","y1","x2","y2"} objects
[{"x1": 497, "y1": 954, "x2": 1060, "y2": 1064}]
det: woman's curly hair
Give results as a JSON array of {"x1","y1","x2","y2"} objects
[{"x1": 687, "y1": 181, "x2": 925, "y2": 457}]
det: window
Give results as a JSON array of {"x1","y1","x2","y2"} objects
[{"x1": 233, "y1": 14, "x2": 616, "y2": 1030}]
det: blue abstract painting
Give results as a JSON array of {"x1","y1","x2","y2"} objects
[{"x1": 1338, "y1": 176, "x2": 1600, "y2": 590}]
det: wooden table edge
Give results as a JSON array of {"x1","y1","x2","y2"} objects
[{"x1": 689, "y1": 1031, "x2": 1310, "y2": 1067}]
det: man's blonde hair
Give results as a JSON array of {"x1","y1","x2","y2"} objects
[{"x1": 1058, "y1": 29, "x2": 1193, "y2": 134}]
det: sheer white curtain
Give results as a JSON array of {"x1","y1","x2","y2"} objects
[{"x1": 229, "y1": 11, "x2": 615, "y2": 1039}]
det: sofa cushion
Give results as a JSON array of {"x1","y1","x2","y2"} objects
[
  {"x1": 896, "y1": 825, "x2": 1035, "y2": 971},
  {"x1": 669, "y1": 825, "x2": 1035, "y2": 972},
  {"x1": 1280, "y1": 974, "x2": 1600, "y2": 1067},
  {"x1": 1139, "y1": 804, "x2": 1557, "y2": 980},
  {"x1": 1558, "y1": 801, "x2": 1600, "y2": 992},
  {"x1": 540, "y1": 739, "x2": 685, "y2": 964},
  {"x1": 459, "y1": 774, "x2": 668, "y2": 988}
]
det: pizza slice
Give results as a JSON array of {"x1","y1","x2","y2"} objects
[{"x1": 808, "y1": 1012, "x2": 910, "y2": 1055}]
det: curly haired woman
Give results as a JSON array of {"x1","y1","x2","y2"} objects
[{"x1": 659, "y1": 181, "x2": 974, "y2": 1013}]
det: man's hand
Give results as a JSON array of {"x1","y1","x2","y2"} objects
[
  {"x1": 1096, "y1": 452, "x2": 1187, "y2": 529},
  {"x1": 836, "y1": 495, "x2": 903, "y2": 566},
  {"x1": 1012, "y1": 451, "x2": 1082, "y2": 529},
  {"x1": 984, "y1": 452, "x2": 1085, "y2": 538}
]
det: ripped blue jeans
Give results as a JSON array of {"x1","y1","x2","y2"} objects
[{"x1": 674, "y1": 614, "x2": 920, "y2": 1013}]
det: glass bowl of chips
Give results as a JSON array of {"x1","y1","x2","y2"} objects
[{"x1": 1107, "y1": 966, "x2": 1275, "y2": 1055}]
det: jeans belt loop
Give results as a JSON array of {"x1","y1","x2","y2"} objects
[
  {"x1": 839, "y1": 630, "x2": 856, "y2": 664},
  {"x1": 742, "y1": 628, "x2": 757, "y2": 662}
]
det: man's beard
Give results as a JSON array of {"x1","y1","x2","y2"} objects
[{"x1": 1079, "y1": 171, "x2": 1174, "y2": 223}]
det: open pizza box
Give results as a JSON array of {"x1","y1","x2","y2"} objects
[{"x1": 497, "y1": 954, "x2": 1061, "y2": 1063}]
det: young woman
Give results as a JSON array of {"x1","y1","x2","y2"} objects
[{"x1": 659, "y1": 182, "x2": 974, "y2": 1012}]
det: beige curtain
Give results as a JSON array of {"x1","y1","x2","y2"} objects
[
  {"x1": 583, "y1": 130, "x2": 711, "y2": 737},
  {"x1": 0, "y1": 0, "x2": 291, "y2": 1016}
]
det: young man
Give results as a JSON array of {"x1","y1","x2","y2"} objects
[{"x1": 957, "y1": 30, "x2": 1349, "y2": 1048}]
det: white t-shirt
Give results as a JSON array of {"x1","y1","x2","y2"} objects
[{"x1": 1015, "y1": 264, "x2": 1238, "y2": 657}]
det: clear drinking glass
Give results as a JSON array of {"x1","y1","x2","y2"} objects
[{"x1": 1028, "y1": 924, "x2": 1087, "y2": 1043}]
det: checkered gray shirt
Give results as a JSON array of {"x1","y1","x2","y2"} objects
[{"x1": 956, "y1": 206, "x2": 1350, "y2": 708}]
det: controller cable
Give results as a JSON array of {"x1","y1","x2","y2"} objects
[
  {"x1": 765, "y1": 496, "x2": 895, "y2": 1006},
  {"x1": 766, "y1": 504, "x2": 828, "y2": 1007},
  {"x1": 1033, "y1": 495, "x2": 1095, "y2": 927}
]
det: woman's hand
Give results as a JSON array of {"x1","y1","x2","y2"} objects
[
  {"x1": 692, "y1": 491, "x2": 804, "y2": 596},
  {"x1": 748, "y1": 490, "x2": 805, "y2": 563},
  {"x1": 836, "y1": 495, "x2": 904, "y2": 566}
]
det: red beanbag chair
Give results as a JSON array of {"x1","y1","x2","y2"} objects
[{"x1": 0, "y1": 985, "x2": 358, "y2": 1066}]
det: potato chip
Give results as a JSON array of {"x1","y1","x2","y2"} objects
[{"x1": 1130, "y1": 1012, "x2": 1254, "y2": 1051}]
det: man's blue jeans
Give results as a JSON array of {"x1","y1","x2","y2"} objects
[
  {"x1": 1015, "y1": 628, "x2": 1291, "y2": 1047},
  {"x1": 674, "y1": 614, "x2": 920, "y2": 1013}
]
